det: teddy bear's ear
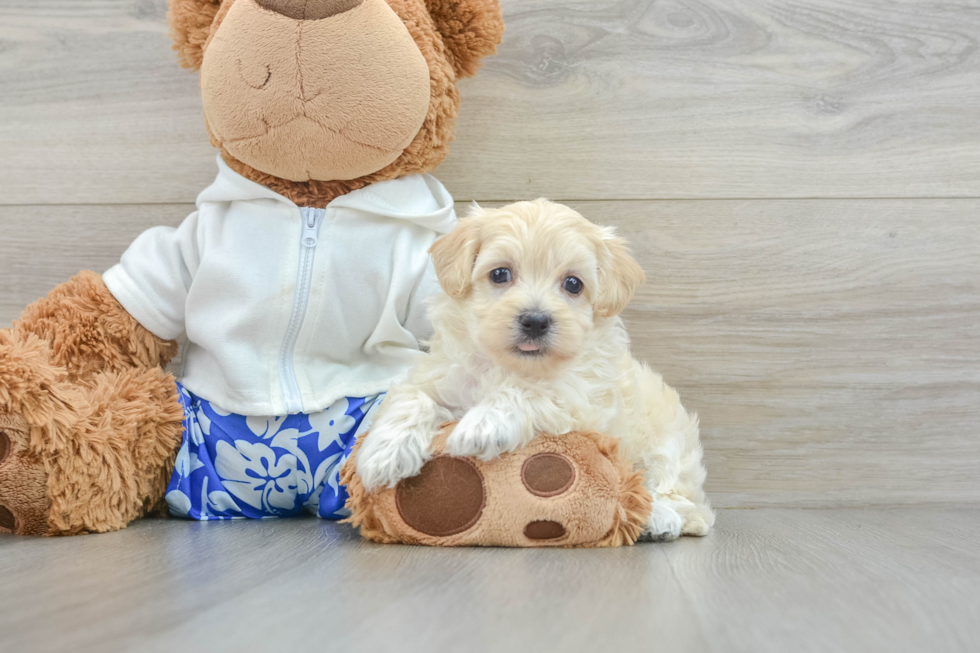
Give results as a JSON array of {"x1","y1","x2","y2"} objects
[
  {"x1": 425, "y1": 0, "x2": 505, "y2": 79},
  {"x1": 168, "y1": 0, "x2": 223, "y2": 71}
]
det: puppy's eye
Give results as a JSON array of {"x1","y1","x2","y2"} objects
[
  {"x1": 490, "y1": 268, "x2": 512, "y2": 284},
  {"x1": 563, "y1": 276, "x2": 584, "y2": 295}
]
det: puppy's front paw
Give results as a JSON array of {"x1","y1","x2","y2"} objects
[
  {"x1": 356, "y1": 425, "x2": 430, "y2": 492},
  {"x1": 638, "y1": 502, "x2": 683, "y2": 542},
  {"x1": 447, "y1": 404, "x2": 524, "y2": 461}
]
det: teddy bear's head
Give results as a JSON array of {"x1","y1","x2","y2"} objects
[{"x1": 168, "y1": 0, "x2": 504, "y2": 205}]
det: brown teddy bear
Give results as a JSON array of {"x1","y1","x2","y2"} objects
[{"x1": 0, "y1": 0, "x2": 650, "y2": 545}]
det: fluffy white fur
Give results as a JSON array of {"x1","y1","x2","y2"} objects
[{"x1": 356, "y1": 199, "x2": 714, "y2": 540}]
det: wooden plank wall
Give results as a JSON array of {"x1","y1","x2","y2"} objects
[{"x1": 1, "y1": 0, "x2": 978, "y2": 507}]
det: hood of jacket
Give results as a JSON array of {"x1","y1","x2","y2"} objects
[{"x1": 197, "y1": 154, "x2": 458, "y2": 234}]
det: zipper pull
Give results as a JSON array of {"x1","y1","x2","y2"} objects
[{"x1": 301, "y1": 212, "x2": 319, "y2": 248}]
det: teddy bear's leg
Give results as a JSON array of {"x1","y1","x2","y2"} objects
[
  {"x1": 0, "y1": 346, "x2": 184, "y2": 534},
  {"x1": 344, "y1": 429, "x2": 653, "y2": 547},
  {"x1": 42, "y1": 367, "x2": 185, "y2": 535},
  {"x1": 0, "y1": 273, "x2": 183, "y2": 535},
  {"x1": 12, "y1": 271, "x2": 178, "y2": 379},
  {"x1": 0, "y1": 329, "x2": 76, "y2": 535}
]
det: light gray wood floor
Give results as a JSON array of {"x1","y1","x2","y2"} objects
[{"x1": 1, "y1": 508, "x2": 977, "y2": 653}]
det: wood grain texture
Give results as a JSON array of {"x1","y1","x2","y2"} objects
[
  {"x1": 443, "y1": 0, "x2": 980, "y2": 200},
  {"x1": 2, "y1": 200, "x2": 977, "y2": 507},
  {"x1": 2, "y1": 0, "x2": 979, "y2": 203},
  {"x1": 0, "y1": 508, "x2": 977, "y2": 653}
]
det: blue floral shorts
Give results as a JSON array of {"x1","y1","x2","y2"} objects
[{"x1": 165, "y1": 383, "x2": 383, "y2": 521}]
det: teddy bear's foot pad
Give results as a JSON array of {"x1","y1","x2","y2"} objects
[
  {"x1": 0, "y1": 424, "x2": 52, "y2": 536},
  {"x1": 346, "y1": 429, "x2": 653, "y2": 547},
  {"x1": 524, "y1": 520, "x2": 566, "y2": 540},
  {"x1": 395, "y1": 456, "x2": 486, "y2": 537},
  {"x1": 395, "y1": 453, "x2": 584, "y2": 540}
]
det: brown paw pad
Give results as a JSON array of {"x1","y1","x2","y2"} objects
[
  {"x1": 0, "y1": 504, "x2": 16, "y2": 532},
  {"x1": 0, "y1": 429, "x2": 19, "y2": 532},
  {"x1": 521, "y1": 452, "x2": 575, "y2": 497},
  {"x1": 0, "y1": 430, "x2": 10, "y2": 466},
  {"x1": 524, "y1": 520, "x2": 566, "y2": 540},
  {"x1": 395, "y1": 456, "x2": 485, "y2": 537},
  {"x1": 0, "y1": 426, "x2": 53, "y2": 535}
]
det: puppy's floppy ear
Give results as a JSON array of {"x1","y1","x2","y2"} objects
[
  {"x1": 429, "y1": 212, "x2": 482, "y2": 298},
  {"x1": 425, "y1": 0, "x2": 505, "y2": 79},
  {"x1": 594, "y1": 227, "x2": 646, "y2": 318},
  {"x1": 168, "y1": 0, "x2": 223, "y2": 71}
]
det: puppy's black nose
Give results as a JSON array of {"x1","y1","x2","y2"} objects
[{"x1": 519, "y1": 312, "x2": 552, "y2": 338}]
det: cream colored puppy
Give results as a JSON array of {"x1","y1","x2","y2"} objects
[{"x1": 356, "y1": 199, "x2": 713, "y2": 540}]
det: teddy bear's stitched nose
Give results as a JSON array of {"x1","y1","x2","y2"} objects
[{"x1": 256, "y1": 0, "x2": 364, "y2": 20}]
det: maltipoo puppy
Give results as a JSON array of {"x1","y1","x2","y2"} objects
[{"x1": 356, "y1": 199, "x2": 713, "y2": 540}]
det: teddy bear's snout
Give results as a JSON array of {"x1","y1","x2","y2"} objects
[
  {"x1": 201, "y1": 0, "x2": 431, "y2": 182},
  {"x1": 256, "y1": 0, "x2": 364, "y2": 21}
]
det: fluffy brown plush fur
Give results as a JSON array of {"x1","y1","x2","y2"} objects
[
  {"x1": 342, "y1": 426, "x2": 652, "y2": 547},
  {"x1": 14, "y1": 271, "x2": 178, "y2": 380},
  {"x1": 0, "y1": 276, "x2": 184, "y2": 535},
  {"x1": 424, "y1": 0, "x2": 504, "y2": 79},
  {"x1": 43, "y1": 367, "x2": 184, "y2": 535},
  {"x1": 169, "y1": 0, "x2": 222, "y2": 70}
]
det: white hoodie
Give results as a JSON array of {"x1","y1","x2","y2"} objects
[{"x1": 104, "y1": 155, "x2": 456, "y2": 416}]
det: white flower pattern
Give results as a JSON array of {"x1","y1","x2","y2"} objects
[
  {"x1": 308, "y1": 399, "x2": 356, "y2": 452},
  {"x1": 165, "y1": 384, "x2": 382, "y2": 520},
  {"x1": 246, "y1": 415, "x2": 288, "y2": 438},
  {"x1": 214, "y1": 440, "x2": 305, "y2": 512}
]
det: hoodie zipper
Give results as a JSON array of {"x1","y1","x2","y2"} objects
[{"x1": 279, "y1": 207, "x2": 325, "y2": 414}]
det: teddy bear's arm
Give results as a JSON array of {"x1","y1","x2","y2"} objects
[{"x1": 12, "y1": 271, "x2": 179, "y2": 380}]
